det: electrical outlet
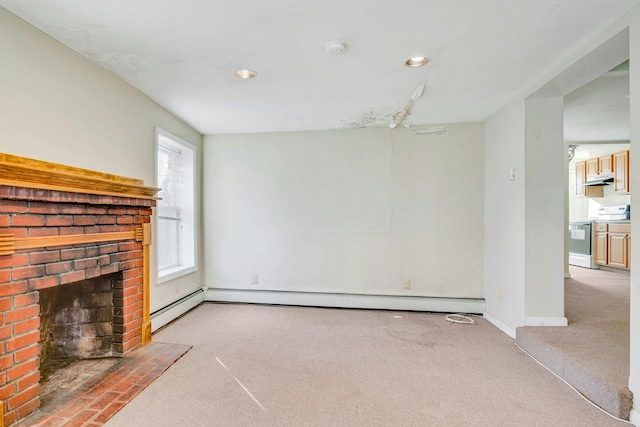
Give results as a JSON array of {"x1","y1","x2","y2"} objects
[
  {"x1": 251, "y1": 274, "x2": 259, "y2": 285},
  {"x1": 403, "y1": 279, "x2": 411, "y2": 290},
  {"x1": 497, "y1": 289, "x2": 503, "y2": 301}
]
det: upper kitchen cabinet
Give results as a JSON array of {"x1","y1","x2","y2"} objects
[
  {"x1": 586, "y1": 158, "x2": 599, "y2": 178},
  {"x1": 586, "y1": 154, "x2": 613, "y2": 179},
  {"x1": 599, "y1": 154, "x2": 613, "y2": 174},
  {"x1": 614, "y1": 150, "x2": 630, "y2": 194},
  {"x1": 575, "y1": 159, "x2": 604, "y2": 198},
  {"x1": 574, "y1": 148, "x2": 629, "y2": 198}
]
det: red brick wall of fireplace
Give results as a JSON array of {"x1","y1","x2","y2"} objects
[{"x1": 0, "y1": 186, "x2": 155, "y2": 426}]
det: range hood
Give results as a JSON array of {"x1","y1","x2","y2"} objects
[{"x1": 584, "y1": 173, "x2": 614, "y2": 186}]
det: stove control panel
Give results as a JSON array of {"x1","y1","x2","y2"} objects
[{"x1": 597, "y1": 205, "x2": 630, "y2": 220}]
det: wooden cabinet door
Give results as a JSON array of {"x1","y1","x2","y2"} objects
[
  {"x1": 614, "y1": 150, "x2": 629, "y2": 193},
  {"x1": 575, "y1": 160, "x2": 586, "y2": 197},
  {"x1": 594, "y1": 232, "x2": 608, "y2": 265},
  {"x1": 586, "y1": 158, "x2": 599, "y2": 178},
  {"x1": 599, "y1": 155, "x2": 613, "y2": 174},
  {"x1": 608, "y1": 232, "x2": 629, "y2": 269},
  {"x1": 629, "y1": 234, "x2": 631, "y2": 269}
]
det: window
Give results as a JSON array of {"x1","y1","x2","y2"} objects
[{"x1": 155, "y1": 128, "x2": 196, "y2": 282}]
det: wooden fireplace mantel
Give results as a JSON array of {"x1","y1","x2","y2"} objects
[{"x1": 0, "y1": 153, "x2": 160, "y2": 199}]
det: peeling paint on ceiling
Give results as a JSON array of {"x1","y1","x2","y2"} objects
[{"x1": 341, "y1": 109, "x2": 392, "y2": 129}]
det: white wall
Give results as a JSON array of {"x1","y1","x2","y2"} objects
[
  {"x1": 484, "y1": 95, "x2": 566, "y2": 333},
  {"x1": 524, "y1": 96, "x2": 566, "y2": 324},
  {"x1": 483, "y1": 100, "x2": 526, "y2": 336},
  {"x1": 203, "y1": 125, "x2": 484, "y2": 305},
  {"x1": 0, "y1": 8, "x2": 203, "y2": 313}
]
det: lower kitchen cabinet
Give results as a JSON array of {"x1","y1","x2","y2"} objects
[
  {"x1": 595, "y1": 222, "x2": 631, "y2": 270},
  {"x1": 608, "y1": 232, "x2": 629, "y2": 268},
  {"x1": 594, "y1": 230, "x2": 608, "y2": 265}
]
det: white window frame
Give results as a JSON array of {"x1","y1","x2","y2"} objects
[{"x1": 155, "y1": 127, "x2": 197, "y2": 283}]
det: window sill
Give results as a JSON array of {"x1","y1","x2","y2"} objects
[{"x1": 158, "y1": 265, "x2": 196, "y2": 284}]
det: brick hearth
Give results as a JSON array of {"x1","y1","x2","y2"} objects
[{"x1": 0, "y1": 154, "x2": 158, "y2": 426}]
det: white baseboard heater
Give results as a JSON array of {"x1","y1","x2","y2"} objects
[
  {"x1": 151, "y1": 287, "x2": 205, "y2": 332},
  {"x1": 205, "y1": 288, "x2": 486, "y2": 314}
]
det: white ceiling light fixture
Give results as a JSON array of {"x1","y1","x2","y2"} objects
[
  {"x1": 412, "y1": 125, "x2": 446, "y2": 135},
  {"x1": 325, "y1": 40, "x2": 347, "y2": 55},
  {"x1": 235, "y1": 69, "x2": 257, "y2": 79},
  {"x1": 405, "y1": 56, "x2": 429, "y2": 67}
]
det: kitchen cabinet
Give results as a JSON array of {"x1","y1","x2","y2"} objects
[
  {"x1": 594, "y1": 223, "x2": 608, "y2": 265},
  {"x1": 608, "y1": 223, "x2": 630, "y2": 269},
  {"x1": 576, "y1": 150, "x2": 629, "y2": 198},
  {"x1": 613, "y1": 150, "x2": 630, "y2": 194},
  {"x1": 587, "y1": 154, "x2": 612, "y2": 176},
  {"x1": 594, "y1": 222, "x2": 631, "y2": 270},
  {"x1": 599, "y1": 154, "x2": 613, "y2": 174},
  {"x1": 575, "y1": 160, "x2": 603, "y2": 197},
  {"x1": 586, "y1": 158, "x2": 599, "y2": 178}
]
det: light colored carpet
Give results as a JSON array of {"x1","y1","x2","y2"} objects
[
  {"x1": 517, "y1": 266, "x2": 631, "y2": 419},
  {"x1": 105, "y1": 303, "x2": 627, "y2": 426}
]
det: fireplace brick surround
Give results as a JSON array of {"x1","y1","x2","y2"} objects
[{"x1": 0, "y1": 153, "x2": 158, "y2": 426}]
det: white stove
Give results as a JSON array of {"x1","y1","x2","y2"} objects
[
  {"x1": 568, "y1": 221, "x2": 596, "y2": 268},
  {"x1": 597, "y1": 205, "x2": 630, "y2": 221}
]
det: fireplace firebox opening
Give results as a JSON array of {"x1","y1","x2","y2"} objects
[{"x1": 38, "y1": 272, "x2": 122, "y2": 384}]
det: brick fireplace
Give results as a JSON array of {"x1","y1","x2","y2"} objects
[{"x1": 0, "y1": 153, "x2": 158, "y2": 426}]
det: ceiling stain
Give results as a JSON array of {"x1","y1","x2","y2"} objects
[
  {"x1": 42, "y1": 25, "x2": 159, "y2": 76},
  {"x1": 341, "y1": 109, "x2": 393, "y2": 129},
  {"x1": 93, "y1": 52, "x2": 158, "y2": 74},
  {"x1": 42, "y1": 24, "x2": 103, "y2": 56}
]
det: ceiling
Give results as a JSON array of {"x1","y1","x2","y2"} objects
[
  {"x1": 0, "y1": 0, "x2": 637, "y2": 135},
  {"x1": 564, "y1": 62, "x2": 630, "y2": 143}
]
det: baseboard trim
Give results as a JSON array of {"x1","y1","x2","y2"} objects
[
  {"x1": 630, "y1": 409, "x2": 640, "y2": 426},
  {"x1": 151, "y1": 287, "x2": 205, "y2": 332},
  {"x1": 483, "y1": 312, "x2": 516, "y2": 338},
  {"x1": 524, "y1": 317, "x2": 568, "y2": 327},
  {"x1": 205, "y1": 288, "x2": 485, "y2": 314}
]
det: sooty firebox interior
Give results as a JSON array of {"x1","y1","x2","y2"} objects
[{"x1": 38, "y1": 272, "x2": 121, "y2": 382}]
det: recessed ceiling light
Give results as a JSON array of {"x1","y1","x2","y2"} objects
[
  {"x1": 235, "y1": 69, "x2": 257, "y2": 79},
  {"x1": 405, "y1": 56, "x2": 428, "y2": 68}
]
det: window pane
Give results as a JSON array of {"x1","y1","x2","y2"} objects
[
  {"x1": 157, "y1": 143, "x2": 182, "y2": 220},
  {"x1": 157, "y1": 217, "x2": 179, "y2": 270}
]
